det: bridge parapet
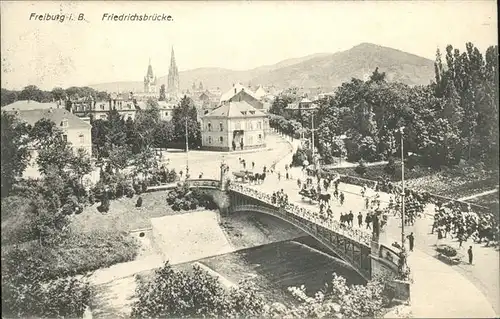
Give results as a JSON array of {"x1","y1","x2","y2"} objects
[
  {"x1": 186, "y1": 179, "x2": 221, "y2": 189},
  {"x1": 228, "y1": 183, "x2": 373, "y2": 246}
]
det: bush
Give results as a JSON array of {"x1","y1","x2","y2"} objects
[
  {"x1": 97, "y1": 197, "x2": 110, "y2": 213},
  {"x1": 131, "y1": 262, "x2": 265, "y2": 318},
  {"x1": 167, "y1": 169, "x2": 178, "y2": 183},
  {"x1": 136, "y1": 196, "x2": 143, "y2": 208},
  {"x1": 384, "y1": 157, "x2": 397, "y2": 176},
  {"x1": 133, "y1": 182, "x2": 142, "y2": 195},
  {"x1": 406, "y1": 155, "x2": 419, "y2": 170},
  {"x1": 355, "y1": 160, "x2": 367, "y2": 176},
  {"x1": 141, "y1": 180, "x2": 148, "y2": 193},
  {"x1": 436, "y1": 245, "x2": 457, "y2": 257}
]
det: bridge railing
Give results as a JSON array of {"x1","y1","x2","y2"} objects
[{"x1": 229, "y1": 183, "x2": 372, "y2": 246}]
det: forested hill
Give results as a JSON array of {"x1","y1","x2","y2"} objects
[{"x1": 88, "y1": 43, "x2": 435, "y2": 92}]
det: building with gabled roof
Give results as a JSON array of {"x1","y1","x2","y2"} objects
[
  {"x1": 219, "y1": 83, "x2": 263, "y2": 110},
  {"x1": 201, "y1": 100, "x2": 269, "y2": 152},
  {"x1": 4, "y1": 105, "x2": 92, "y2": 159},
  {"x1": 254, "y1": 85, "x2": 268, "y2": 99}
]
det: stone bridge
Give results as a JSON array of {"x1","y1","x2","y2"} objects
[{"x1": 185, "y1": 178, "x2": 401, "y2": 282}]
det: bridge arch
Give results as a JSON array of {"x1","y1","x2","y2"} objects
[{"x1": 230, "y1": 204, "x2": 371, "y2": 281}]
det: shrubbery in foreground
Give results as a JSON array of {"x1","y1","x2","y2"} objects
[{"x1": 131, "y1": 262, "x2": 386, "y2": 318}]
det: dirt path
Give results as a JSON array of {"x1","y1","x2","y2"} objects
[{"x1": 459, "y1": 188, "x2": 499, "y2": 201}]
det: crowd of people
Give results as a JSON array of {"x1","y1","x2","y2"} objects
[
  {"x1": 228, "y1": 154, "x2": 499, "y2": 252},
  {"x1": 432, "y1": 202, "x2": 499, "y2": 247}
]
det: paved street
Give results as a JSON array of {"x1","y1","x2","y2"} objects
[{"x1": 239, "y1": 135, "x2": 499, "y2": 318}]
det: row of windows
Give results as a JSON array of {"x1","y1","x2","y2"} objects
[
  {"x1": 205, "y1": 121, "x2": 263, "y2": 131},
  {"x1": 206, "y1": 122, "x2": 224, "y2": 132},
  {"x1": 61, "y1": 134, "x2": 86, "y2": 144},
  {"x1": 205, "y1": 134, "x2": 263, "y2": 144},
  {"x1": 206, "y1": 136, "x2": 224, "y2": 144}
]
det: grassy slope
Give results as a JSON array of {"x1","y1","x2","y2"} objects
[{"x1": 330, "y1": 163, "x2": 499, "y2": 201}]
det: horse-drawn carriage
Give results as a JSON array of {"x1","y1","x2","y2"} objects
[{"x1": 232, "y1": 170, "x2": 266, "y2": 184}]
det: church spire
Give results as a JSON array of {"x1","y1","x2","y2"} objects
[
  {"x1": 167, "y1": 46, "x2": 180, "y2": 95},
  {"x1": 147, "y1": 58, "x2": 154, "y2": 78}
]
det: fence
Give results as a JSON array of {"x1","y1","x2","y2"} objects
[
  {"x1": 229, "y1": 183, "x2": 372, "y2": 246},
  {"x1": 321, "y1": 171, "x2": 495, "y2": 217}
]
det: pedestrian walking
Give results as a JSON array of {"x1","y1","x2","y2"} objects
[
  {"x1": 468, "y1": 246, "x2": 473, "y2": 264},
  {"x1": 252, "y1": 161, "x2": 255, "y2": 169},
  {"x1": 358, "y1": 212, "x2": 363, "y2": 228},
  {"x1": 278, "y1": 171, "x2": 281, "y2": 181},
  {"x1": 339, "y1": 192, "x2": 345, "y2": 206},
  {"x1": 365, "y1": 213, "x2": 372, "y2": 229},
  {"x1": 407, "y1": 232, "x2": 415, "y2": 251},
  {"x1": 199, "y1": 172, "x2": 203, "y2": 179}
]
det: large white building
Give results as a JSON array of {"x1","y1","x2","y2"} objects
[{"x1": 201, "y1": 100, "x2": 269, "y2": 152}]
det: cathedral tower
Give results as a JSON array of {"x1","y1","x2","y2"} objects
[
  {"x1": 167, "y1": 47, "x2": 180, "y2": 96},
  {"x1": 144, "y1": 58, "x2": 157, "y2": 93}
]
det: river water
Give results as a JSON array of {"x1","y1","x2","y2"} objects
[{"x1": 175, "y1": 211, "x2": 366, "y2": 307}]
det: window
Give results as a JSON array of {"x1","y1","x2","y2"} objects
[
  {"x1": 79, "y1": 134, "x2": 85, "y2": 144},
  {"x1": 61, "y1": 119, "x2": 68, "y2": 128},
  {"x1": 62, "y1": 134, "x2": 68, "y2": 142},
  {"x1": 208, "y1": 136, "x2": 212, "y2": 144},
  {"x1": 219, "y1": 136, "x2": 223, "y2": 144},
  {"x1": 249, "y1": 122, "x2": 253, "y2": 130},
  {"x1": 208, "y1": 123, "x2": 212, "y2": 132},
  {"x1": 219, "y1": 122, "x2": 223, "y2": 132},
  {"x1": 165, "y1": 111, "x2": 169, "y2": 116},
  {"x1": 100, "y1": 104, "x2": 105, "y2": 110},
  {"x1": 257, "y1": 121, "x2": 262, "y2": 129},
  {"x1": 258, "y1": 134, "x2": 262, "y2": 141}
]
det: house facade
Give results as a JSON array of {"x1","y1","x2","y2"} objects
[
  {"x1": 4, "y1": 105, "x2": 93, "y2": 157},
  {"x1": 201, "y1": 100, "x2": 269, "y2": 152}
]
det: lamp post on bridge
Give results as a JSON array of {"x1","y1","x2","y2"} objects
[{"x1": 398, "y1": 126, "x2": 408, "y2": 276}]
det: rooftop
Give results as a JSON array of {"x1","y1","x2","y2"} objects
[
  {"x1": 6, "y1": 108, "x2": 91, "y2": 130},
  {"x1": 3, "y1": 100, "x2": 61, "y2": 111},
  {"x1": 204, "y1": 100, "x2": 266, "y2": 118},
  {"x1": 220, "y1": 83, "x2": 258, "y2": 103}
]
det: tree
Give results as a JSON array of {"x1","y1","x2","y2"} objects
[
  {"x1": 131, "y1": 262, "x2": 265, "y2": 318},
  {"x1": 108, "y1": 145, "x2": 132, "y2": 173},
  {"x1": 134, "y1": 99, "x2": 161, "y2": 150},
  {"x1": 51, "y1": 87, "x2": 67, "y2": 101},
  {"x1": 18, "y1": 85, "x2": 44, "y2": 102},
  {"x1": 369, "y1": 67, "x2": 386, "y2": 83},
  {"x1": 159, "y1": 84, "x2": 166, "y2": 101},
  {"x1": 34, "y1": 125, "x2": 75, "y2": 176},
  {"x1": 132, "y1": 147, "x2": 158, "y2": 182},
  {"x1": 171, "y1": 96, "x2": 201, "y2": 149},
  {"x1": 107, "y1": 108, "x2": 127, "y2": 148},
  {"x1": 154, "y1": 120, "x2": 174, "y2": 149},
  {"x1": 69, "y1": 148, "x2": 93, "y2": 188},
  {"x1": 1, "y1": 88, "x2": 18, "y2": 106},
  {"x1": 91, "y1": 119, "x2": 110, "y2": 159},
  {"x1": 1, "y1": 112, "x2": 31, "y2": 197}
]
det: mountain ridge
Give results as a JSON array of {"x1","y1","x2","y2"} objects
[{"x1": 89, "y1": 43, "x2": 435, "y2": 93}]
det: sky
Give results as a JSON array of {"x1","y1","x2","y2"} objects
[{"x1": 1, "y1": 0, "x2": 497, "y2": 91}]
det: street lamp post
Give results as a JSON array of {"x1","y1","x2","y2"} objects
[
  {"x1": 185, "y1": 117, "x2": 189, "y2": 175},
  {"x1": 400, "y1": 126, "x2": 406, "y2": 252},
  {"x1": 311, "y1": 112, "x2": 315, "y2": 160}
]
